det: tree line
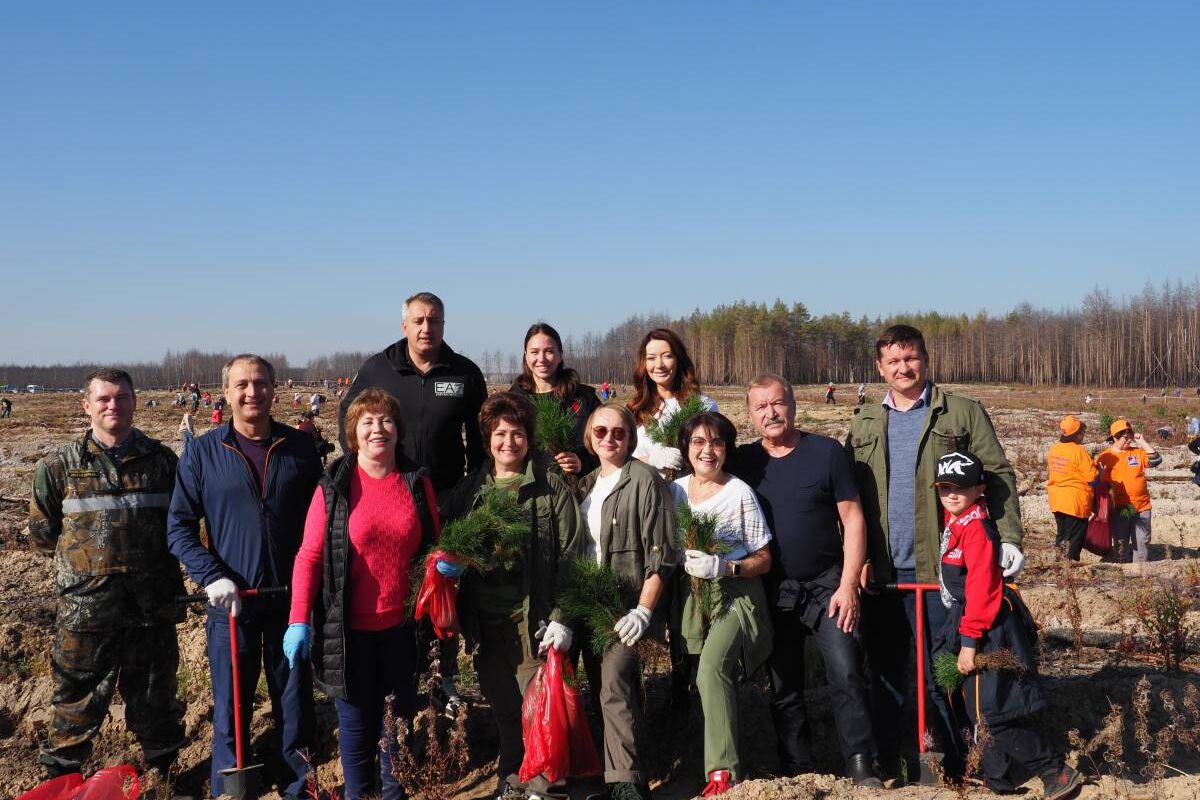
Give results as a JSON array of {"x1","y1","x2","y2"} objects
[
  {"x1": 564, "y1": 282, "x2": 1200, "y2": 389},
  {"x1": 5, "y1": 282, "x2": 1200, "y2": 390}
]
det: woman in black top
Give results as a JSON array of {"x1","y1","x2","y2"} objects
[{"x1": 511, "y1": 322, "x2": 601, "y2": 477}]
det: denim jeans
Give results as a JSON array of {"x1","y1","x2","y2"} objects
[{"x1": 335, "y1": 624, "x2": 418, "y2": 800}]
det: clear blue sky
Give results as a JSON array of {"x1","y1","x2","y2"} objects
[{"x1": 3, "y1": 2, "x2": 1197, "y2": 365}]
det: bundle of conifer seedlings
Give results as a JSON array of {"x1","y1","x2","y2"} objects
[
  {"x1": 530, "y1": 393, "x2": 579, "y2": 487},
  {"x1": 645, "y1": 394, "x2": 707, "y2": 448},
  {"x1": 676, "y1": 502, "x2": 732, "y2": 629},
  {"x1": 409, "y1": 485, "x2": 530, "y2": 618},
  {"x1": 557, "y1": 559, "x2": 627, "y2": 654},
  {"x1": 933, "y1": 649, "x2": 1027, "y2": 693}
]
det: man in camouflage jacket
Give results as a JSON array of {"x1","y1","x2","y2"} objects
[{"x1": 27, "y1": 368, "x2": 185, "y2": 777}]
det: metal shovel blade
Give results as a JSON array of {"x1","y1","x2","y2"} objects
[
  {"x1": 219, "y1": 762, "x2": 264, "y2": 799},
  {"x1": 917, "y1": 750, "x2": 945, "y2": 786}
]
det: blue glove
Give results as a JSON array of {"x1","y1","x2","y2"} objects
[
  {"x1": 436, "y1": 557, "x2": 465, "y2": 578},
  {"x1": 283, "y1": 623, "x2": 312, "y2": 669}
]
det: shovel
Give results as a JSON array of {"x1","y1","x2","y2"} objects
[
  {"x1": 177, "y1": 586, "x2": 289, "y2": 799},
  {"x1": 872, "y1": 581, "x2": 945, "y2": 786}
]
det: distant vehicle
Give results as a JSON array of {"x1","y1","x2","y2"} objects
[{"x1": 26, "y1": 384, "x2": 44, "y2": 394}]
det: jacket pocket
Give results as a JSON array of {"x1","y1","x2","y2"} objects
[{"x1": 931, "y1": 426, "x2": 970, "y2": 458}]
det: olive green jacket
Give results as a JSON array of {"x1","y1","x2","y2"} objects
[
  {"x1": 27, "y1": 429, "x2": 185, "y2": 630},
  {"x1": 439, "y1": 456, "x2": 585, "y2": 658},
  {"x1": 845, "y1": 382, "x2": 1022, "y2": 584},
  {"x1": 577, "y1": 458, "x2": 678, "y2": 624}
]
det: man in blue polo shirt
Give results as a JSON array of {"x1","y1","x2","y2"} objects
[{"x1": 734, "y1": 374, "x2": 881, "y2": 788}]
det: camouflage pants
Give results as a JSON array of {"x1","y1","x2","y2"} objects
[{"x1": 40, "y1": 624, "x2": 185, "y2": 774}]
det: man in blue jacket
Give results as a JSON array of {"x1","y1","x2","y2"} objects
[{"x1": 168, "y1": 354, "x2": 322, "y2": 798}]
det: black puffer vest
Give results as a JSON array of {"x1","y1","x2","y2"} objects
[{"x1": 310, "y1": 452, "x2": 436, "y2": 699}]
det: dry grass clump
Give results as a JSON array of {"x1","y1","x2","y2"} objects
[{"x1": 386, "y1": 638, "x2": 470, "y2": 800}]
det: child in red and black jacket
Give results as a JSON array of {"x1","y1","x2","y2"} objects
[{"x1": 933, "y1": 450, "x2": 1084, "y2": 800}]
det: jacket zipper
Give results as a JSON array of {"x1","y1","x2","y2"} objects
[{"x1": 222, "y1": 434, "x2": 288, "y2": 587}]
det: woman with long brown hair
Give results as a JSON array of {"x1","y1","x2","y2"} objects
[
  {"x1": 511, "y1": 322, "x2": 601, "y2": 477},
  {"x1": 627, "y1": 328, "x2": 717, "y2": 475}
]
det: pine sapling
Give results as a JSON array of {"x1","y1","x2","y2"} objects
[
  {"x1": 933, "y1": 649, "x2": 1026, "y2": 693},
  {"x1": 531, "y1": 393, "x2": 576, "y2": 458},
  {"x1": 676, "y1": 502, "x2": 731, "y2": 623},
  {"x1": 645, "y1": 394, "x2": 706, "y2": 447},
  {"x1": 408, "y1": 485, "x2": 529, "y2": 616},
  {"x1": 557, "y1": 559, "x2": 626, "y2": 654}
]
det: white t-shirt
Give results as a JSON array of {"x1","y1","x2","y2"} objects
[
  {"x1": 581, "y1": 468, "x2": 623, "y2": 564},
  {"x1": 632, "y1": 394, "x2": 718, "y2": 474},
  {"x1": 670, "y1": 474, "x2": 772, "y2": 561}
]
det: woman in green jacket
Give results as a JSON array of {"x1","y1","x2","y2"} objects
[
  {"x1": 436, "y1": 391, "x2": 584, "y2": 800},
  {"x1": 575, "y1": 403, "x2": 678, "y2": 800}
]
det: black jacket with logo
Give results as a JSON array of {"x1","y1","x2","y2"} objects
[{"x1": 339, "y1": 340, "x2": 487, "y2": 492}]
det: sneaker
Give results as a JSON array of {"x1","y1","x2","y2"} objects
[
  {"x1": 1042, "y1": 765, "x2": 1085, "y2": 800},
  {"x1": 701, "y1": 769, "x2": 734, "y2": 797},
  {"x1": 492, "y1": 779, "x2": 524, "y2": 800}
]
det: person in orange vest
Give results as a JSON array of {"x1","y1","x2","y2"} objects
[
  {"x1": 1046, "y1": 415, "x2": 1098, "y2": 561},
  {"x1": 1095, "y1": 419, "x2": 1162, "y2": 563}
]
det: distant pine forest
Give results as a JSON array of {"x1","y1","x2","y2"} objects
[{"x1": 5, "y1": 284, "x2": 1200, "y2": 390}]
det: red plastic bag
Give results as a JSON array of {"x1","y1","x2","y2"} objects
[
  {"x1": 1084, "y1": 483, "x2": 1112, "y2": 557},
  {"x1": 413, "y1": 550, "x2": 461, "y2": 639},
  {"x1": 16, "y1": 773, "x2": 83, "y2": 800},
  {"x1": 518, "y1": 646, "x2": 601, "y2": 783},
  {"x1": 31, "y1": 766, "x2": 139, "y2": 800}
]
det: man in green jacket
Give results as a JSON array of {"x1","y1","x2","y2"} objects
[{"x1": 846, "y1": 324, "x2": 1024, "y2": 780}]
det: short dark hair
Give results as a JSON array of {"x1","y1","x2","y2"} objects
[
  {"x1": 222, "y1": 354, "x2": 276, "y2": 387},
  {"x1": 875, "y1": 324, "x2": 928, "y2": 360},
  {"x1": 678, "y1": 411, "x2": 738, "y2": 475},
  {"x1": 343, "y1": 388, "x2": 406, "y2": 454},
  {"x1": 84, "y1": 368, "x2": 134, "y2": 397},
  {"x1": 479, "y1": 391, "x2": 537, "y2": 442},
  {"x1": 403, "y1": 291, "x2": 445, "y2": 319}
]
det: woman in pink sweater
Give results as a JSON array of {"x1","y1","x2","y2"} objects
[{"x1": 284, "y1": 388, "x2": 439, "y2": 800}]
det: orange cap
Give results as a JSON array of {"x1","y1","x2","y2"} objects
[
  {"x1": 1059, "y1": 415, "x2": 1083, "y2": 436},
  {"x1": 1110, "y1": 418, "x2": 1133, "y2": 438}
]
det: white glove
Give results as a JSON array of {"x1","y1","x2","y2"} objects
[
  {"x1": 613, "y1": 605, "x2": 653, "y2": 647},
  {"x1": 684, "y1": 549, "x2": 724, "y2": 580},
  {"x1": 538, "y1": 620, "x2": 574, "y2": 655},
  {"x1": 205, "y1": 578, "x2": 242, "y2": 617},
  {"x1": 648, "y1": 446, "x2": 684, "y2": 472},
  {"x1": 1000, "y1": 543, "x2": 1025, "y2": 578}
]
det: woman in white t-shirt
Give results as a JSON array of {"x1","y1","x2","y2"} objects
[
  {"x1": 627, "y1": 328, "x2": 717, "y2": 476},
  {"x1": 575, "y1": 403, "x2": 678, "y2": 798},
  {"x1": 670, "y1": 411, "x2": 773, "y2": 797}
]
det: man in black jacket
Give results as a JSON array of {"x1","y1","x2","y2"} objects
[
  {"x1": 338, "y1": 291, "x2": 486, "y2": 492},
  {"x1": 338, "y1": 291, "x2": 486, "y2": 709}
]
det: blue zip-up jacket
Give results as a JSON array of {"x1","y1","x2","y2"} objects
[{"x1": 167, "y1": 420, "x2": 322, "y2": 612}]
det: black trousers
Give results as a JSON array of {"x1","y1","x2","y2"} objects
[
  {"x1": 768, "y1": 605, "x2": 875, "y2": 775},
  {"x1": 1054, "y1": 512, "x2": 1089, "y2": 561},
  {"x1": 971, "y1": 718, "x2": 1060, "y2": 791}
]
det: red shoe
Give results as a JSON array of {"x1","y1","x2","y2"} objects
[{"x1": 701, "y1": 769, "x2": 734, "y2": 796}]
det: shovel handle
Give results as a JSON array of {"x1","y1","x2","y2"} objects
[{"x1": 175, "y1": 586, "x2": 290, "y2": 604}]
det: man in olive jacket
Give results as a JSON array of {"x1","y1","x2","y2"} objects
[
  {"x1": 28, "y1": 368, "x2": 185, "y2": 778},
  {"x1": 846, "y1": 324, "x2": 1023, "y2": 778}
]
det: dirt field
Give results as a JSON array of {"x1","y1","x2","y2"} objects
[{"x1": 3, "y1": 383, "x2": 1200, "y2": 799}]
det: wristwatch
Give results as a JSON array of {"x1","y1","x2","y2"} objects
[{"x1": 728, "y1": 560, "x2": 741, "y2": 578}]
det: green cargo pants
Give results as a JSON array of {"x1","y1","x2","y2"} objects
[{"x1": 40, "y1": 624, "x2": 185, "y2": 775}]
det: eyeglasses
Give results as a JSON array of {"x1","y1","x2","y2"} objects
[
  {"x1": 689, "y1": 436, "x2": 726, "y2": 449},
  {"x1": 1115, "y1": 429, "x2": 1133, "y2": 438},
  {"x1": 592, "y1": 426, "x2": 627, "y2": 442}
]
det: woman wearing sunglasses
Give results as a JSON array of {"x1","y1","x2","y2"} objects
[
  {"x1": 670, "y1": 411, "x2": 773, "y2": 796},
  {"x1": 1095, "y1": 418, "x2": 1161, "y2": 563},
  {"x1": 575, "y1": 403, "x2": 678, "y2": 800}
]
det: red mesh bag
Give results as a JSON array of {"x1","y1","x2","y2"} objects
[
  {"x1": 60, "y1": 766, "x2": 139, "y2": 800},
  {"x1": 412, "y1": 550, "x2": 462, "y2": 639},
  {"x1": 518, "y1": 646, "x2": 601, "y2": 784}
]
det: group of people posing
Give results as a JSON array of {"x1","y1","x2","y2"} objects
[{"x1": 27, "y1": 291, "x2": 1084, "y2": 800}]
